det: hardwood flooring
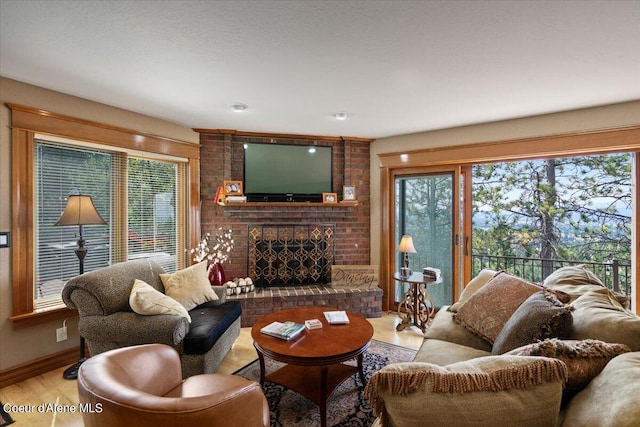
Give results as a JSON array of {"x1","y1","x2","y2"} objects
[{"x1": 0, "y1": 311, "x2": 424, "y2": 427}]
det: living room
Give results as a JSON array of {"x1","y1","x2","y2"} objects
[{"x1": 1, "y1": 1, "x2": 640, "y2": 426}]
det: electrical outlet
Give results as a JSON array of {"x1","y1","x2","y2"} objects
[{"x1": 56, "y1": 326, "x2": 67, "y2": 342}]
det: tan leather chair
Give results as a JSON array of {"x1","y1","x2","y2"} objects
[{"x1": 77, "y1": 343, "x2": 270, "y2": 427}]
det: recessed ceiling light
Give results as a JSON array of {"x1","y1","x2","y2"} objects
[
  {"x1": 333, "y1": 112, "x2": 348, "y2": 120},
  {"x1": 230, "y1": 103, "x2": 248, "y2": 113}
]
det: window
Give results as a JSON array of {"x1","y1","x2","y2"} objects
[
  {"x1": 378, "y1": 126, "x2": 640, "y2": 312},
  {"x1": 471, "y1": 153, "x2": 632, "y2": 295},
  {"x1": 10, "y1": 104, "x2": 199, "y2": 326},
  {"x1": 35, "y1": 142, "x2": 112, "y2": 306},
  {"x1": 33, "y1": 138, "x2": 186, "y2": 310},
  {"x1": 126, "y1": 157, "x2": 182, "y2": 273}
]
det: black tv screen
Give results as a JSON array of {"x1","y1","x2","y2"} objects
[{"x1": 243, "y1": 143, "x2": 332, "y2": 201}]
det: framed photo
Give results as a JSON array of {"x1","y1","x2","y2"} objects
[
  {"x1": 343, "y1": 185, "x2": 356, "y2": 201},
  {"x1": 322, "y1": 192, "x2": 338, "y2": 204},
  {"x1": 224, "y1": 180, "x2": 243, "y2": 196}
]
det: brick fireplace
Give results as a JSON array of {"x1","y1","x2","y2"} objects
[{"x1": 196, "y1": 130, "x2": 377, "y2": 323}]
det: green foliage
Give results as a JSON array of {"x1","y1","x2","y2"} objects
[
  {"x1": 473, "y1": 154, "x2": 631, "y2": 262},
  {"x1": 396, "y1": 174, "x2": 453, "y2": 270}
]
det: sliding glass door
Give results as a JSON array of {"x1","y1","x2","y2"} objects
[{"x1": 393, "y1": 167, "x2": 468, "y2": 310}]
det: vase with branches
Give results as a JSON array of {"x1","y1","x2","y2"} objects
[{"x1": 190, "y1": 228, "x2": 234, "y2": 286}]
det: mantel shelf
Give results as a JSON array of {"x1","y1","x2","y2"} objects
[{"x1": 218, "y1": 201, "x2": 359, "y2": 207}]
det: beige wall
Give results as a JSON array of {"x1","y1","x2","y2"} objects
[
  {"x1": 0, "y1": 77, "x2": 199, "y2": 370},
  {"x1": 370, "y1": 101, "x2": 640, "y2": 266}
]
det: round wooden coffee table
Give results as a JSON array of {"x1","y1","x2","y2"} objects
[{"x1": 251, "y1": 307, "x2": 374, "y2": 427}]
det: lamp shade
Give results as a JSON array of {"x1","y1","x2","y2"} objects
[
  {"x1": 397, "y1": 235, "x2": 417, "y2": 253},
  {"x1": 54, "y1": 195, "x2": 107, "y2": 227}
]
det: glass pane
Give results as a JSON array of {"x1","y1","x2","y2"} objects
[
  {"x1": 35, "y1": 143, "x2": 111, "y2": 303},
  {"x1": 395, "y1": 174, "x2": 454, "y2": 309},
  {"x1": 127, "y1": 157, "x2": 178, "y2": 272},
  {"x1": 471, "y1": 153, "x2": 632, "y2": 297}
]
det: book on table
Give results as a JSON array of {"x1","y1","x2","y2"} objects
[
  {"x1": 260, "y1": 321, "x2": 306, "y2": 340},
  {"x1": 305, "y1": 318, "x2": 323, "y2": 330},
  {"x1": 323, "y1": 310, "x2": 350, "y2": 324}
]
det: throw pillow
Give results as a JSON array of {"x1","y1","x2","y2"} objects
[
  {"x1": 453, "y1": 271, "x2": 541, "y2": 344},
  {"x1": 568, "y1": 288, "x2": 640, "y2": 351},
  {"x1": 542, "y1": 264, "x2": 630, "y2": 308},
  {"x1": 492, "y1": 290, "x2": 574, "y2": 355},
  {"x1": 507, "y1": 338, "x2": 631, "y2": 399},
  {"x1": 448, "y1": 269, "x2": 496, "y2": 312},
  {"x1": 365, "y1": 356, "x2": 568, "y2": 427},
  {"x1": 160, "y1": 261, "x2": 219, "y2": 311},
  {"x1": 562, "y1": 352, "x2": 640, "y2": 427},
  {"x1": 129, "y1": 279, "x2": 191, "y2": 322},
  {"x1": 543, "y1": 264, "x2": 605, "y2": 288}
]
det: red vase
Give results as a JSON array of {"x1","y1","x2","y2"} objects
[{"x1": 207, "y1": 262, "x2": 226, "y2": 286}]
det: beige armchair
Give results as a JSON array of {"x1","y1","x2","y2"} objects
[{"x1": 77, "y1": 343, "x2": 270, "y2": 427}]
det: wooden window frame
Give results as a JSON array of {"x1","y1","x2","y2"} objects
[
  {"x1": 8, "y1": 104, "x2": 201, "y2": 328},
  {"x1": 379, "y1": 126, "x2": 640, "y2": 312}
]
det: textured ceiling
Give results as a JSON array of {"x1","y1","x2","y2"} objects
[{"x1": 1, "y1": 0, "x2": 639, "y2": 139}]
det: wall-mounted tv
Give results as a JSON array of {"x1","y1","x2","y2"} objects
[{"x1": 243, "y1": 143, "x2": 332, "y2": 202}]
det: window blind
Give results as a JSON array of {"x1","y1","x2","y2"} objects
[{"x1": 34, "y1": 139, "x2": 185, "y2": 309}]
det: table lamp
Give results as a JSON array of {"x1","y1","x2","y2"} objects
[
  {"x1": 397, "y1": 235, "x2": 417, "y2": 277},
  {"x1": 54, "y1": 194, "x2": 107, "y2": 380}
]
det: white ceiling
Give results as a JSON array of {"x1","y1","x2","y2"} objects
[{"x1": 1, "y1": 0, "x2": 639, "y2": 139}]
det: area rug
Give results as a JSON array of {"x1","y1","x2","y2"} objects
[
  {"x1": 234, "y1": 339, "x2": 417, "y2": 427},
  {"x1": 0, "y1": 402, "x2": 14, "y2": 426}
]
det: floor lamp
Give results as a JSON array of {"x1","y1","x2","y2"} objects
[{"x1": 54, "y1": 194, "x2": 107, "y2": 380}]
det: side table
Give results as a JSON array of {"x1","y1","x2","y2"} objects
[{"x1": 394, "y1": 271, "x2": 440, "y2": 333}]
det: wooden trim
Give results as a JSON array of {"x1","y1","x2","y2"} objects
[
  {"x1": 189, "y1": 157, "x2": 201, "y2": 256},
  {"x1": 217, "y1": 201, "x2": 359, "y2": 207},
  {"x1": 7, "y1": 103, "x2": 200, "y2": 159},
  {"x1": 452, "y1": 167, "x2": 462, "y2": 304},
  {"x1": 9, "y1": 307, "x2": 77, "y2": 330},
  {"x1": 378, "y1": 126, "x2": 640, "y2": 168},
  {"x1": 461, "y1": 165, "x2": 473, "y2": 290},
  {"x1": 0, "y1": 346, "x2": 81, "y2": 387},
  {"x1": 9, "y1": 104, "x2": 201, "y2": 325},
  {"x1": 193, "y1": 128, "x2": 375, "y2": 143},
  {"x1": 379, "y1": 167, "x2": 392, "y2": 311},
  {"x1": 11, "y1": 128, "x2": 34, "y2": 316}
]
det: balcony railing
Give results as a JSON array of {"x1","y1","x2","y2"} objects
[{"x1": 472, "y1": 254, "x2": 631, "y2": 298}]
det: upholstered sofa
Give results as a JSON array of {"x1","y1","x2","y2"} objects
[
  {"x1": 366, "y1": 265, "x2": 640, "y2": 427},
  {"x1": 62, "y1": 259, "x2": 241, "y2": 378}
]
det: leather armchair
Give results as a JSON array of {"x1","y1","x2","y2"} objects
[{"x1": 77, "y1": 343, "x2": 270, "y2": 427}]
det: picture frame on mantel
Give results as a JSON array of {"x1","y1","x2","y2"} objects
[
  {"x1": 224, "y1": 180, "x2": 243, "y2": 196},
  {"x1": 323, "y1": 192, "x2": 338, "y2": 204},
  {"x1": 343, "y1": 185, "x2": 356, "y2": 201}
]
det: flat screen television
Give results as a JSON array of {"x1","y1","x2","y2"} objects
[{"x1": 243, "y1": 143, "x2": 332, "y2": 202}]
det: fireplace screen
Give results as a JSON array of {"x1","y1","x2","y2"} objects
[{"x1": 248, "y1": 224, "x2": 335, "y2": 287}]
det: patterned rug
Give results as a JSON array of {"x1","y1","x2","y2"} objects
[
  {"x1": 0, "y1": 402, "x2": 14, "y2": 427},
  {"x1": 234, "y1": 339, "x2": 417, "y2": 427}
]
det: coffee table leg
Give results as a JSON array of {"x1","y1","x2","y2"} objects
[
  {"x1": 257, "y1": 351, "x2": 266, "y2": 386},
  {"x1": 320, "y1": 366, "x2": 328, "y2": 427}
]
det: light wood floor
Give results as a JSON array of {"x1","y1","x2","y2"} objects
[{"x1": 0, "y1": 311, "x2": 424, "y2": 427}]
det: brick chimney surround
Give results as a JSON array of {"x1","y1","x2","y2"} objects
[{"x1": 197, "y1": 131, "x2": 380, "y2": 326}]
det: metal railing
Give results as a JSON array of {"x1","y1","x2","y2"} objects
[{"x1": 472, "y1": 254, "x2": 631, "y2": 297}]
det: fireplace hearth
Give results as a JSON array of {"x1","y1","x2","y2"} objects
[{"x1": 248, "y1": 224, "x2": 335, "y2": 287}]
